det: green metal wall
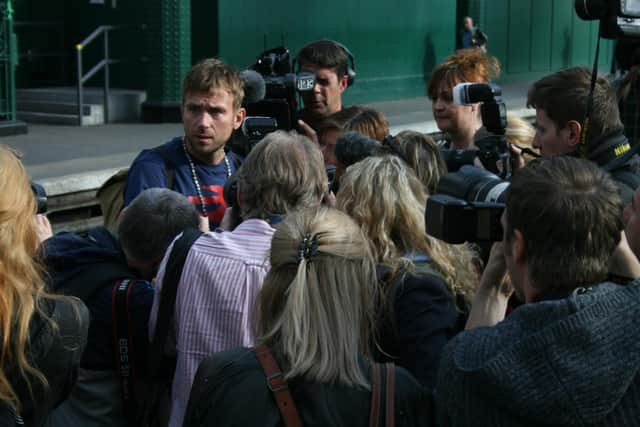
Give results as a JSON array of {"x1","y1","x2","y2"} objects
[
  {"x1": 11, "y1": 0, "x2": 617, "y2": 105},
  {"x1": 216, "y1": 0, "x2": 458, "y2": 104},
  {"x1": 460, "y1": 0, "x2": 614, "y2": 83}
]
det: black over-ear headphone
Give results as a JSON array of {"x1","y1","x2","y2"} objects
[{"x1": 294, "y1": 39, "x2": 356, "y2": 87}]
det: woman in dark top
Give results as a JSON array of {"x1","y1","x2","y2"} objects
[
  {"x1": 337, "y1": 155, "x2": 478, "y2": 388},
  {"x1": 184, "y1": 208, "x2": 431, "y2": 426},
  {"x1": 0, "y1": 145, "x2": 89, "y2": 426}
]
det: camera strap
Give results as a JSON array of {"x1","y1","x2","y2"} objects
[{"x1": 580, "y1": 21, "x2": 602, "y2": 159}]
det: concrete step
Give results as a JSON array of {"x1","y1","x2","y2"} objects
[
  {"x1": 17, "y1": 100, "x2": 97, "y2": 116},
  {"x1": 16, "y1": 87, "x2": 146, "y2": 125},
  {"x1": 16, "y1": 111, "x2": 102, "y2": 126}
]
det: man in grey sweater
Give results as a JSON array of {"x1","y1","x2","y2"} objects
[{"x1": 436, "y1": 156, "x2": 640, "y2": 427}]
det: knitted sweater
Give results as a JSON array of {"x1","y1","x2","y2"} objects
[{"x1": 436, "y1": 280, "x2": 640, "y2": 427}]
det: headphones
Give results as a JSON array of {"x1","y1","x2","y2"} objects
[{"x1": 294, "y1": 39, "x2": 357, "y2": 87}]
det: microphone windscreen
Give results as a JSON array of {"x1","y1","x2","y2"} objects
[
  {"x1": 335, "y1": 131, "x2": 381, "y2": 167},
  {"x1": 240, "y1": 70, "x2": 266, "y2": 105}
]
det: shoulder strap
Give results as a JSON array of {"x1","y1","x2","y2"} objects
[
  {"x1": 154, "y1": 145, "x2": 175, "y2": 191},
  {"x1": 385, "y1": 363, "x2": 395, "y2": 427},
  {"x1": 369, "y1": 363, "x2": 396, "y2": 427},
  {"x1": 148, "y1": 228, "x2": 203, "y2": 377},
  {"x1": 112, "y1": 279, "x2": 138, "y2": 426},
  {"x1": 254, "y1": 345, "x2": 303, "y2": 427},
  {"x1": 369, "y1": 363, "x2": 381, "y2": 427}
]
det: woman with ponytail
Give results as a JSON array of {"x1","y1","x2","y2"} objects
[
  {"x1": 0, "y1": 145, "x2": 88, "y2": 426},
  {"x1": 184, "y1": 208, "x2": 430, "y2": 426}
]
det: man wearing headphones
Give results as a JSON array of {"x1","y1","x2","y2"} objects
[{"x1": 296, "y1": 39, "x2": 356, "y2": 135}]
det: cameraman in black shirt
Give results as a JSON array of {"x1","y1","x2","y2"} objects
[
  {"x1": 296, "y1": 40, "x2": 355, "y2": 138},
  {"x1": 526, "y1": 66, "x2": 640, "y2": 203}
]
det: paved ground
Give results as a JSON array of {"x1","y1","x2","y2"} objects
[{"x1": 0, "y1": 80, "x2": 534, "y2": 182}]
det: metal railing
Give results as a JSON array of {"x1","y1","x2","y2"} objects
[
  {"x1": 76, "y1": 25, "x2": 119, "y2": 126},
  {"x1": 0, "y1": 0, "x2": 17, "y2": 122}
]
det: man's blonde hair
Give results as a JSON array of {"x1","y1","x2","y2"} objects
[
  {"x1": 257, "y1": 207, "x2": 378, "y2": 388},
  {"x1": 237, "y1": 131, "x2": 327, "y2": 220},
  {"x1": 182, "y1": 58, "x2": 244, "y2": 110}
]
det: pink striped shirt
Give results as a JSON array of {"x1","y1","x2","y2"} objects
[{"x1": 148, "y1": 219, "x2": 275, "y2": 427}]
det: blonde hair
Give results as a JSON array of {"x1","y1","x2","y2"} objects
[
  {"x1": 257, "y1": 208, "x2": 378, "y2": 388},
  {"x1": 505, "y1": 114, "x2": 538, "y2": 162},
  {"x1": 337, "y1": 155, "x2": 477, "y2": 301},
  {"x1": 238, "y1": 131, "x2": 328, "y2": 220},
  {"x1": 389, "y1": 131, "x2": 447, "y2": 195},
  {"x1": 319, "y1": 106, "x2": 390, "y2": 143},
  {"x1": 182, "y1": 58, "x2": 244, "y2": 110},
  {"x1": 0, "y1": 146, "x2": 51, "y2": 410}
]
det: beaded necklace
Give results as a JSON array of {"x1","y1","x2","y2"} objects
[{"x1": 182, "y1": 139, "x2": 231, "y2": 217}]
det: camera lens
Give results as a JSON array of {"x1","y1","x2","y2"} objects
[{"x1": 436, "y1": 165, "x2": 509, "y2": 203}]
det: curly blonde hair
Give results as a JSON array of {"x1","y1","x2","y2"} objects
[
  {"x1": 336, "y1": 155, "x2": 477, "y2": 301},
  {"x1": 0, "y1": 146, "x2": 52, "y2": 410},
  {"x1": 389, "y1": 131, "x2": 447, "y2": 195}
]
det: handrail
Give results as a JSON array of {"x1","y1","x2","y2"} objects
[{"x1": 75, "y1": 25, "x2": 119, "y2": 126}]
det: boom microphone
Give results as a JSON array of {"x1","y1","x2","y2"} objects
[{"x1": 240, "y1": 70, "x2": 266, "y2": 106}]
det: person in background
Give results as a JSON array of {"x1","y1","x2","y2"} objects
[
  {"x1": 0, "y1": 145, "x2": 89, "y2": 426},
  {"x1": 505, "y1": 114, "x2": 539, "y2": 164},
  {"x1": 184, "y1": 208, "x2": 431, "y2": 426},
  {"x1": 428, "y1": 49, "x2": 500, "y2": 150},
  {"x1": 459, "y1": 16, "x2": 488, "y2": 51},
  {"x1": 337, "y1": 155, "x2": 477, "y2": 388},
  {"x1": 387, "y1": 131, "x2": 447, "y2": 195},
  {"x1": 296, "y1": 39, "x2": 355, "y2": 134},
  {"x1": 318, "y1": 105, "x2": 389, "y2": 167}
]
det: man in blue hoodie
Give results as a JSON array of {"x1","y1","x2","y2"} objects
[
  {"x1": 43, "y1": 188, "x2": 200, "y2": 427},
  {"x1": 436, "y1": 156, "x2": 640, "y2": 426}
]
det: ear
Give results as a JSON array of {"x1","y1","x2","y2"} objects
[
  {"x1": 338, "y1": 74, "x2": 349, "y2": 93},
  {"x1": 511, "y1": 229, "x2": 527, "y2": 265},
  {"x1": 565, "y1": 120, "x2": 582, "y2": 148},
  {"x1": 233, "y1": 107, "x2": 246, "y2": 131}
]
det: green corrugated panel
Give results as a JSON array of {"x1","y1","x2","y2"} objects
[
  {"x1": 530, "y1": 0, "x2": 553, "y2": 72},
  {"x1": 145, "y1": 0, "x2": 191, "y2": 103},
  {"x1": 215, "y1": 0, "x2": 457, "y2": 104},
  {"x1": 476, "y1": 0, "x2": 613, "y2": 84}
]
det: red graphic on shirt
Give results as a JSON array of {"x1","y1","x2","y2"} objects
[{"x1": 187, "y1": 185, "x2": 228, "y2": 226}]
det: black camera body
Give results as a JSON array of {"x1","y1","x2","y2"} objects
[
  {"x1": 426, "y1": 194, "x2": 504, "y2": 244},
  {"x1": 575, "y1": 0, "x2": 640, "y2": 39},
  {"x1": 246, "y1": 47, "x2": 316, "y2": 131},
  {"x1": 426, "y1": 165, "x2": 508, "y2": 244},
  {"x1": 441, "y1": 83, "x2": 511, "y2": 179}
]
